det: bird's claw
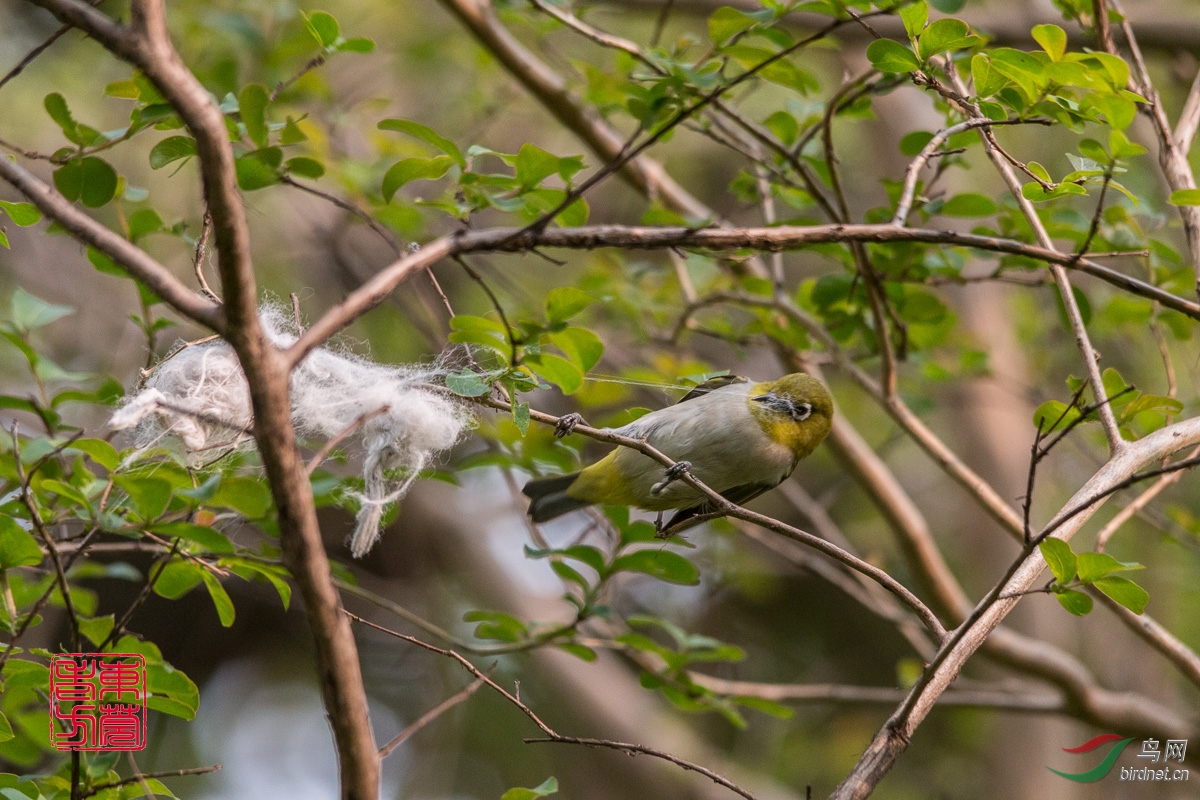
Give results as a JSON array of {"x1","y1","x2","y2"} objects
[
  {"x1": 666, "y1": 460, "x2": 692, "y2": 480},
  {"x1": 554, "y1": 412, "x2": 584, "y2": 438},
  {"x1": 650, "y1": 461, "x2": 691, "y2": 496}
]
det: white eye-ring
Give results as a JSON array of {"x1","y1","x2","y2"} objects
[{"x1": 791, "y1": 402, "x2": 813, "y2": 421}]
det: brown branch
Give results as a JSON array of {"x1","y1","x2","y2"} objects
[
  {"x1": 280, "y1": 175, "x2": 402, "y2": 256},
  {"x1": 25, "y1": 1, "x2": 379, "y2": 797},
  {"x1": 436, "y1": 0, "x2": 713, "y2": 220},
  {"x1": 831, "y1": 416, "x2": 1200, "y2": 799},
  {"x1": 289, "y1": 222, "x2": 1200, "y2": 369},
  {"x1": 270, "y1": 54, "x2": 327, "y2": 101},
  {"x1": 0, "y1": 157, "x2": 223, "y2": 330},
  {"x1": 192, "y1": 209, "x2": 219, "y2": 302},
  {"x1": 80, "y1": 765, "x2": 222, "y2": 798},
  {"x1": 346, "y1": 613, "x2": 761, "y2": 800},
  {"x1": 1109, "y1": 0, "x2": 1200, "y2": 298},
  {"x1": 1175, "y1": 66, "x2": 1200, "y2": 154},
  {"x1": 305, "y1": 406, "x2": 390, "y2": 475},
  {"x1": 377, "y1": 674, "x2": 487, "y2": 759},
  {"x1": 688, "y1": 675, "x2": 1064, "y2": 712}
]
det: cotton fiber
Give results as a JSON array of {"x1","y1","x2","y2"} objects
[{"x1": 110, "y1": 308, "x2": 473, "y2": 557}]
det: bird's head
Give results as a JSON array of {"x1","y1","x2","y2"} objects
[{"x1": 747, "y1": 373, "x2": 834, "y2": 458}]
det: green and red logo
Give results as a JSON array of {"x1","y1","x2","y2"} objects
[{"x1": 1048, "y1": 734, "x2": 1134, "y2": 782}]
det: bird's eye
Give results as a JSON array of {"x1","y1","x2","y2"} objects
[{"x1": 791, "y1": 402, "x2": 813, "y2": 421}]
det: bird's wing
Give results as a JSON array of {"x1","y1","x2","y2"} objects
[{"x1": 675, "y1": 374, "x2": 749, "y2": 404}]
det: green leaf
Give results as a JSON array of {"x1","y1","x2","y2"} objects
[
  {"x1": 463, "y1": 610, "x2": 527, "y2": 642},
  {"x1": 285, "y1": 157, "x2": 325, "y2": 179},
  {"x1": 708, "y1": 6, "x2": 759, "y2": 44},
  {"x1": 304, "y1": 10, "x2": 340, "y2": 48},
  {"x1": 77, "y1": 614, "x2": 114, "y2": 647},
  {"x1": 1054, "y1": 589, "x2": 1093, "y2": 615},
  {"x1": 445, "y1": 369, "x2": 492, "y2": 397},
  {"x1": 866, "y1": 39, "x2": 921, "y2": 73},
  {"x1": 526, "y1": 354, "x2": 583, "y2": 395},
  {"x1": 210, "y1": 476, "x2": 273, "y2": 518},
  {"x1": 554, "y1": 196, "x2": 589, "y2": 227},
  {"x1": 512, "y1": 401, "x2": 530, "y2": 436},
  {"x1": 56, "y1": 158, "x2": 118, "y2": 208},
  {"x1": 548, "y1": 327, "x2": 604, "y2": 371},
  {"x1": 501, "y1": 777, "x2": 558, "y2": 800},
  {"x1": 1077, "y1": 552, "x2": 1143, "y2": 583},
  {"x1": 239, "y1": 84, "x2": 270, "y2": 148},
  {"x1": 339, "y1": 37, "x2": 375, "y2": 53},
  {"x1": 152, "y1": 560, "x2": 207, "y2": 599},
  {"x1": 556, "y1": 643, "x2": 597, "y2": 662},
  {"x1": 201, "y1": 572, "x2": 236, "y2": 627},
  {"x1": 281, "y1": 117, "x2": 308, "y2": 145},
  {"x1": 917, "y1": 18, "x2": 978, "y2": 60},
  {"x1": 515, "y1": 143, "x2": 562, "y2": 189},
  {"x1": 899, "y1": 1, "x2": 928, "y2": 39},
  {"x1": 1093, "y1": 576, "x2": 1149, "y2": 614},
  {"x1": 611, "y1": 549, "x2": 699, "y2": 585},
  {"x1": 144, "y1": 659, "x2": 199, "y2": 720},
  {"x1": 1031, "y1": 24, "x2": 1067, "y2": 61},
  {"x1": 898, "y1": 131, "x2": 934, "y2": 157},
  {"x1": 381, "y1": 156, "x2": 454, "y2": 202},
  {"x1": 150, "y1": 522, "x2": 235, "y2": 555},
  {"x1": 127, "y1": 208, "x2": 164, "y2": 242},
  {"x1": 0, "y1": 202, "x2": 40, "y2": 227},
  {"x1": 545, "y1": 286, "x2": 595, "y2": 322},
  {"x1": 0, "y1": 516, "x2": 43, "y2": 569},
  {"x1": 377, "y1": 119, "x2": 465, "y2": 168},
  {"x1": 227, "y1": 560, "x2": 291, "y2": 609},
  {"x1": 940, "y1": 193, "x2": 996, "y2": 217},
  {"x1": 1169, "y1": 189, "x2": 1200, "y2": 206},
  {"x1": 104, "y1": 79, "x2": 140, "y2": 99},
  {"x1": 1039, "y1": 537, "x2": 1077, "y2": 584},
  {"x1": 115, "y1": 475, "x2": 172, "y2": 520},
  {"x1": 0, "y1": 711, "x2": 13, "y2": 743},
  {"x1": 9, "y1": 287, "x2": 72, "y2": 332},
  {"x1": 736, "y1": 695, "x2": 794, "y2": 719},
  {"x1": 41, "y1": 478, "x2": 93, "y2": 510},
  {"x1": 971, "y1": 54, "x2": 1008, "y2": 98},
  {"x1": 44, "y1": 92, "x2": 80, "y2": 143},
  {"x1": 149, "y1": 136, "x2": 197, "y2": 169},
  {"x1": 65, "y1": 438, "x2": 118, "y2": 471},
  {"x1": 236, "y1": 146, "x2": 283, "y2": 190},
  {"x1": 1032, "y1": 400, "x2": 1080, "y2": 433},
  {"x1": 763, "y1": 111, "x2": 798, "y2": 145}
]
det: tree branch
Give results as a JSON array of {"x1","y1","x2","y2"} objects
[
  {"x1": 831, "y1": 415, "x2": 1200, "y2": 799},
  {"x1": 0, "y1": 156, "x2": 222, "y2": 330},
  {"x1": 24, "y1": 1, "x2": 379, "y2": 796}
]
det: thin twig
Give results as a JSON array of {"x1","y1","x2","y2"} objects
[
  {"x1": 80, "y1": 764, "x2": 222, "y2": 798},
  {"x1": 346, "y1": 613, "x2": 761, "y2": 800},
  {"x1": 192, "y1": 210, "x2": 219, "y2": 302},
  {"x1": 378, "y1": 674, "x2": 488, "y2": 759},
  {"x1": 270, "y1": 54, "x2": 327, "y2": 101},
  {"x1": 305, "y1": 406, "x2": 389, "y2": 475}
]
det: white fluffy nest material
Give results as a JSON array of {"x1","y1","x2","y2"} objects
[{"x1": 110, "y1": 309, "x2": 473, "y2": 557}]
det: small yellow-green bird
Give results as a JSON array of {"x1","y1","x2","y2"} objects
[{"x1": 522, "y1": 373, "x2": 833, "y2": 528}]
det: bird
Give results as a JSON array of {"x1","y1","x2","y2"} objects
[{"x1": 522, "y1": 373, "x2": 833, "y2": 530}]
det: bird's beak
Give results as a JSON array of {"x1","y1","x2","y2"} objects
[{"x1": 751, "y1": 393, "x2": 773, "y2": 403}]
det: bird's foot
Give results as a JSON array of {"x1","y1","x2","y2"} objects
[
  {"x1": 554, "y1": 412, "x2": 584, "y2": 438},
  {"x1": 650, "y1": 460, "x2": 691, "y2": 496}
]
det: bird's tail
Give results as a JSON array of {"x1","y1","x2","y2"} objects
[{"x1": 522, "y1": 472, "x2": 591, "y2": 522}]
